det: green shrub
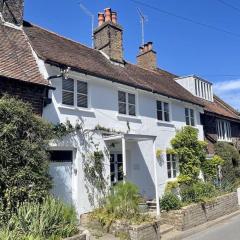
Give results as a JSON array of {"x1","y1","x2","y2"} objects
[
  {"x1": 180, "y1": 182, "x2": 218, "y2": 203},
  {"x1": 105, "y1": 182, "x2": 140, "y2": 219},
  {"x1": 1, "y1": 196, "x2": 78, "y2": 240},
  {"x1": 160, "y1": 192, "x2": 182, "y2": 211},
  {"x1": 0, "y1": 96, "x2": 53, "y2": 214},
  {"x1": 215, "y1": 142, "x2": 240, "y2": 183}
]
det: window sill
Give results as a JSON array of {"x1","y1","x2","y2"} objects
[
  {"x1": 156, "y1": 120, "x2": 174, "y2": 127},
  {"x1": 58, "y1": 104, "x2": 94, "y2": 113},
  {"x1": 217, "y1": 139, "x2": 232, "y2": 143},
  {"x1": 117, "y1": 114, "x2": 142, "y2": 123}
]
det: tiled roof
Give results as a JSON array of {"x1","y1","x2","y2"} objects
[
  {"x1": 0, "y1": 24, "x2": 48, "y2": 86},
  {"x1": 201, "y1": 96, "x2": 240, "y2": 121},
  {"x1": 23, "y1": 21, "x2": 202, "y2": 106},
  {"x1": 22, "y1": 21, "x2": 240, "y2": 121}
]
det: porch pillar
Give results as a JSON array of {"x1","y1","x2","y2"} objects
[
  {"x1": 122, "y1": 137, "x2": 127, "y2": 182},
  {"x1": 153, "y1": 139, "x2": 160, "y2": 216}
]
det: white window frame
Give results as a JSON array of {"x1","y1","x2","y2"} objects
[
  {"x1": 166, "y1": 154, "x2": 178, "y2": 179},
  {"x1": 118, "y1": 89, "x2": 137, "y2": 117},
  {"x1": 61, "y1": 77, "x2": 90, "y2": 109},
  {"x1": 156, "y1": 100, "x2": 171, "y2": 122},
  {"x1": 194, "y1": 78, "x2": 213, "y2": 102},
  {"x1": 185, "y1": 107, "x2": 195, "y2": 126},
  {"x1": 216, "y1": 119, "x2": 232, "y2": 142}
]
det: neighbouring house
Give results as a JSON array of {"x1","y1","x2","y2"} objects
[
  {"x1": 0, "y1": 0, "x2": 51, "y2": 115},
  {"x1": 175, "y1": 75, "x2": 240, "y2": 154}
]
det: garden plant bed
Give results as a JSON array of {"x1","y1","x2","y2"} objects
[
  {"x1": 81, "y1": 213, "x2": 161, "y2": 240},
  {"x1": 161, "y1": 192, "x2": 239, "y2": 231}
]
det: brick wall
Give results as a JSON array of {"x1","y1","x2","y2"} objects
[
  {"x1": 94, "y1": 22, "x2": 123, "y2": 63},
  {"x1": 161, "y1": 192, "x2": 239, "y2": 231},
  {"x1": 137, "y1": 50, "x2": 157, "y2": 70},
  {"x1": 0, "y1": 77, "x2": 46, "y2": 115}
]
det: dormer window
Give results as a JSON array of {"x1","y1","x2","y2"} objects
[
  {"x1": 175, "y1": 76, "x2": 213, "y2": 102},
  {"x1": 194, "y1": 78, "x2": 213, "y2": 101},
  {"x1": 216, "y1": 119, "x2": 232, "y2": 142}
]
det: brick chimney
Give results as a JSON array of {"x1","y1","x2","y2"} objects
[
  {"x1": 0, "y1": 0, "x2": 24, "y2": 26},
  {"x1": 137, "y1": 42, "x2": 157, "y2": 70},
  {"x1": 94, "y1": 8, "x2": 123, "y2": 63}
]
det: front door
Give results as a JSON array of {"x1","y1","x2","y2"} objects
[
  {"x1": 49, "y1": 150, "x2": 73, "y2": 205},
  {"x1": 110, "y1": 153, "x2": 123, "y2": 185}
]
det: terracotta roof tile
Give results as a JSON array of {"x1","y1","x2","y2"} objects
[
  {"x1": 200, "y1": 96, "x2": 240, "y2": 121},
  {"x1": 0, "y1": 24, "x2": 48, "y2": 86},
  {"x1": 23, "y1": 21, "x2": 202, "y2": 106}
]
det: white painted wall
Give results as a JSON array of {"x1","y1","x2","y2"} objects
[{"x1": 42, "y1": 63, "x2": 204, "y2": 216}]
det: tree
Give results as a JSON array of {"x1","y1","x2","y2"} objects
[
  {"x1": 215, "y1": 142, "x2": 240, "y2": 183},
  {"x1": 0, "y1": 96, "x2": 53, "y2": 213},
  {"x1": 171, "y1": 126, "x2": 207, "y2": 183}
]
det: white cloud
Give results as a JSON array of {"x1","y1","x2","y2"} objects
[
  {"x1": 214, "y1": 79, "x2": 240, "y2": 93},
  {"x1": 213, "y1": 79, "x2": 240, "y2": 111}
]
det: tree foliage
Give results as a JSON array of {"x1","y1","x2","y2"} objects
[
  {"x1": 0, "y1": 96, "x2": 53, "y2": 213},
  {"x1": 171, "y1": 126, "x2": 207, "y2": 183},
  {"x1": 215, "y1": 142, "x2": 240, "y2": 183}
]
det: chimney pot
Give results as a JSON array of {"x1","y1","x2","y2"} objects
[
  {"x1": 143, "y1": 44, "x2": 148, "y2": 52},
  {"x1": 112, "y1": 11, "x2": 117, "y2": 24},
  {"x1": 147, "y1": 42, "x2": 153, "y2": 51},
  {"x1": 137, "y1": 41, "x2": 157, "y2": 70},
  {"x1": 104, "y1": 8, "x2": 112, "y2": 22},
  {"x1": 98, "y1": 13, "x2": 105, "y2": 26}
]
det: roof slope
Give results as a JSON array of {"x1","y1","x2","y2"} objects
[
  {"x1": 23, "y1": 21, "x2": 202, "y2": 106},
  {"x1": 0, "y1": 24, "x2": 48, "y2": 86},
  {"x1": 201, "y1": 96, "x2": 240, "y2": 121}
]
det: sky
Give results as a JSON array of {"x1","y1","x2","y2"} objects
[{"x1": 24, "y1": 0, "x2": 240, "y2": 110}]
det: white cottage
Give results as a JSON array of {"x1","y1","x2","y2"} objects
[{"x1": 23, "y1": 8, "x2": 204, "y2": 216}]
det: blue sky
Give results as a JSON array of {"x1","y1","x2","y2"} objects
[{"x1": 25, "y1": 0, "x2": 240, "y2": 110}]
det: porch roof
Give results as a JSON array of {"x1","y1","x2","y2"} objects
[{"x1": 103, "y1": 133, "x2": 157, "y2": 142}]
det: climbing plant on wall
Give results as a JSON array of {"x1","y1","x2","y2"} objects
[{"x1": 171, "y1": 126, "x2": 207, "y2": 184}]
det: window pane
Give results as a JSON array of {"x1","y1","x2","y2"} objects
[
  {"x1": 185, "y1": 108, "x2": 189, "y2": 117},
  {"x1": 110, "y1": 154, "x2": 115, "y2": 183},
  {"x1": 49, "y1": 151, "x2": 73, "y2": 162},
  {"x1": 168, "y1": 170, "x2": 172, "y2": 179},
  {"x1": 119, "y1": 102, "x2": 126, "y2": 114},
  {"x1": 128, "y1": 93, "x2": 135, "y2": 104},
  {"x1": 118, "y1": 91, "x2": 126, "y2": 102},
  {"x1": 157, "y1": 101, "x2": 162, "y2": 111},
  {"x1": 157, "y1": 110, "x2": 163, "y2": 121},
  {"x1": 77, "y1": 81, "x2": 87, "y2": 94},
  {"x1": 77, "y1": 94, "x2": 88, "y2": 108},
  {"x1": 173, "y1": 170, "x2": 177, "y2": 178},
  {"x1": 164, "y1": 111, "x2": 170, "y2": 122},
  {"x1": 117, "y1": 155, "x2": 123, "y2": 181},
  {"x1": 129, "y1": 104, "x2": 136, "y2": 116},
  {"x1": 63, "y1": 78, "x2": 74, "y2": 91},
  {"x1": 167, "y1": 161, "x2": 171, "y2": 171},
  {"x1": 62, "y1": 91, "x2": 74, "y2": 106}
]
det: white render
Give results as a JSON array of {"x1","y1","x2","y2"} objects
[{"x1": 39, "y1": 62, "x2": 204, "y2": 217}]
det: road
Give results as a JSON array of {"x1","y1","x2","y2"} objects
[{"x1": 185, "y1": 214, "x2": 240, "y2": 240}]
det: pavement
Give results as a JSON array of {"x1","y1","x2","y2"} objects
[
  {"x1": 162, "y1": 210, "x2": 240, "y2": 240},
  {"x1": 185, "y1": 213, "x2": 240, "y2": 240}
]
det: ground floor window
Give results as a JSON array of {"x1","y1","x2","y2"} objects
[
  {"x1": 49, "y1": 150, "x2": 73, "y2": 162},
  {"x1": 110, "y1": 153, "x2": 123, "y2": 184},
  {"x1": 166, "y1": 154, "x2": 178, "y2": 179}
]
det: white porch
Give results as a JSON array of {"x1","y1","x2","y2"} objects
[{"x1": 104, "y1": 133, "x2": 160, "y2": 216}]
